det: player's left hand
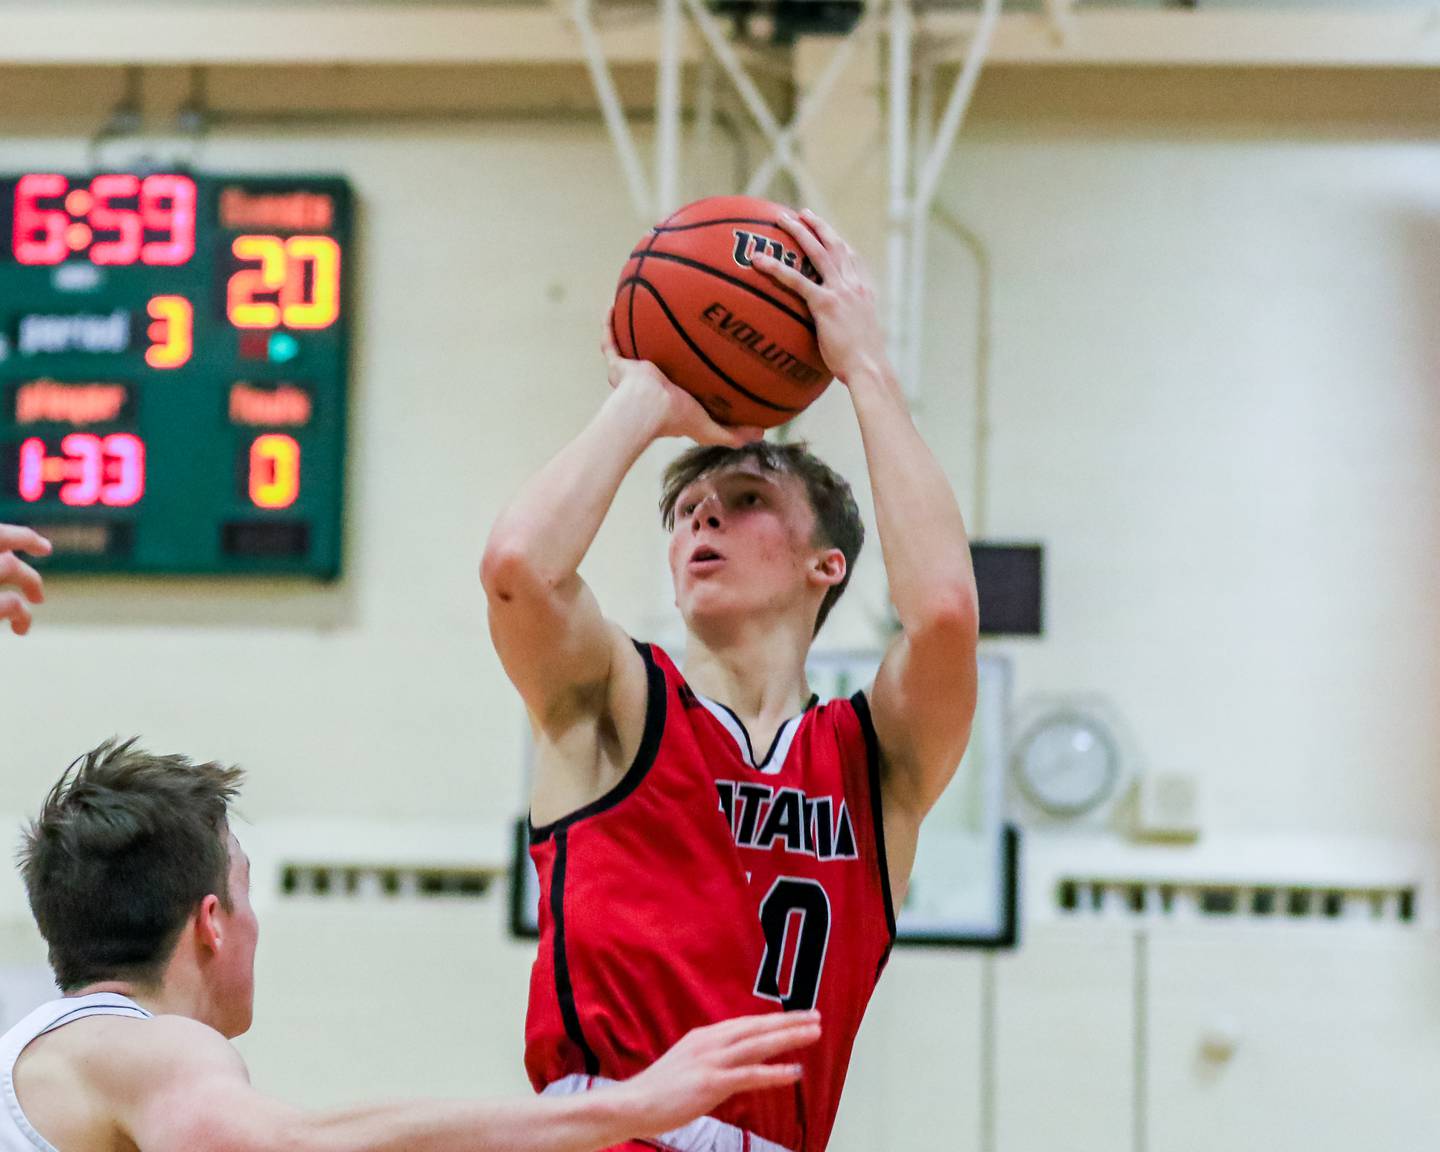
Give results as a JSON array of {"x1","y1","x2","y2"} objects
[
  {"x1": 1, "y1": 523, "x2": 51, "y2": 636},
  {"x1": 751, "y1": 209, "x2": 889, "y2": 387},
  {"x1": 613, "y1": 1010, "x2": 821, "y2": 1138}
]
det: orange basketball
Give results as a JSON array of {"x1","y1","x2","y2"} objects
[{"x1": 612, "y1": 195, "x2": 831, "y2": 429}]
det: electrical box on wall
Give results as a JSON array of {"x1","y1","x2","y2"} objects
[
  {"x1": 1128, "y1": 769, "x2": 1202, "y2": 842},
  {"x1": 972, "y1": 541, "x2": 1043, "y2": 636}
]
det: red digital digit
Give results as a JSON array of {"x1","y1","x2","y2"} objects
[
  {"x1": 13, "y1": 174, "x2": 69, "y2": 265},
  {"x1": 89, "y1": 174, "x2": 143, "y2": 266},
  {"x1": 60, "y1": 433, "x2": 104, "y2": 506},
  {"x1": 228, "y1": 236, "x2": 287, "y2": 329},
  {"x1": 139, "y1": 174, "x2": 196, "y2": 266},
  {"x1": 17, "y1": 437, "x2": 45, "y2": 501},
  {"x1": 281, "y1": 236, "x2": 342, "y2": 329},
  {"x1": 100, "y1": 433, "x2": 145, "y2": 506},
  {"x1": 146, "y1": 296, "x2": 193, "y2": 369},
  {"x1": 249, "y1": 434, "x2": 300, "y2": 509}
]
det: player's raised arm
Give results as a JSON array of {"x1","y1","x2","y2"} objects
[
  {"x1": 481, "y1": 315, "x2": 760, "y2": 734},
  {"x1": 753, "y1": 213, "x2": 980, "y2": 827},
  {"x1": 118, "y1": 1011, "x2": 818, "y2": 1152},
  {"x1": 1, "y1": 523, "x2": 51, "y2": 636}
]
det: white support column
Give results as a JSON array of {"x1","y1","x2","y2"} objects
[
  {"x1": 571, "y1": 0, "x2": 653, "y2": 223},
  {"x1": 904, "y1": 50, "x2": 937, "y2": 409},
  {"x1": 886, "y1": 0, "x2": 914, "y2": 386},
  {"x1": 689, "y1": 48, "x2": 717, "y2": 204},
  {"x1": 882, "y1": 0, "x2": 999, "y2": 408},
  {"x1": 914, "y1": 0, "x2": 1003, "y2": 214},
  {"x1": 655, "y1": 0, "x2": 684, "y2": 216}
]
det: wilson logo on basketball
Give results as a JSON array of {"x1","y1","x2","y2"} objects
[
  {"x1": 700, "y1": 303, "x2": 825, "y2": 387},
  {"x1": 731, "y1": 230, "x2": 819, "y2": 282}
]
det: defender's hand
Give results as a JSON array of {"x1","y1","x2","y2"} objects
[
  {"x1": 602, "y1": 312, "x2": 764, "y2": 448},
  {"x1": 614, "y1": 1011, "x2": 821, "y2": 1138},
  {"x1": 751, "y1": 210, "x2": 890, "y2": 388},
  {"x1": 0, "y1": 524, "x2": 50, "y2": 636}
]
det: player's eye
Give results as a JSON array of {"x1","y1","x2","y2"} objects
[{"x1": 680, "y1": 502, "x2": 696, "y2": 517}]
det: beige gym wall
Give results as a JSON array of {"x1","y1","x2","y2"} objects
[{"x1": 1, "y1": 43, "x2": 1438, "y2": 1152}]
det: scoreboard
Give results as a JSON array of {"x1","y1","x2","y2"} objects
[{"x1": 0, "y1": 171, "x2": 352, "y2": 578}]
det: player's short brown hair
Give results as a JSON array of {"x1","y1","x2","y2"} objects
[
  {"x1": 660, "y1": 440, "x2": 864, "y2": 635},
  {"x1": 18, "y1": 738, "x2": 245, "y2": 992}
]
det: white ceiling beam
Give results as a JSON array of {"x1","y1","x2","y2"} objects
[
  {"x1": 0, "y1": 3, "x2": 698, "y2": 66},
  {"x1": 8, "y1": 5, "x2": 1440, "y2": 70},
  {"x1": 923, "y1": 9, "x2": 1440, "y2": 69}
]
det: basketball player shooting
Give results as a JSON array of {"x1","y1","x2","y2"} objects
[
  {"x1": 1, "y1": 740, "x2": 820, "y2": 1152},
  {"x1": 483, "y1": 209, "x2": 979, "y2": 1151},
  {"x1": 0, "y1": 523, "x2": 50, "y2": 636}
]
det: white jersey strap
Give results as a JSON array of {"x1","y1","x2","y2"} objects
[
  {"x1": 540, "y1": 1073, "x2": 796, "y2": 1152},
  {"x1": 1, "y1": 994, "x2": 152, "y2": 1152}
]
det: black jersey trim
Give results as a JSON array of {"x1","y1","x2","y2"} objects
[
  {"x1": 528, "y1": 640, "x2": 667, "y2": 844},
  {"x1": 851, "y1": 690, "x2": 897, "y2": 943},
  {"x1": 699, "y1": 692, "x2": 819, "y2": 771},
  {"x1": 550, "y1": 829, "x2": 600, "y2": 1077}
]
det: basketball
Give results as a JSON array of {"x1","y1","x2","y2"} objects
[{"x1": 612, "y1": 195, "x2": 831, "y2": 429}]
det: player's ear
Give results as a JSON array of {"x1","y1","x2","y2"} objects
[
  {"x1": 195, "y1": 893, "x2": 225, "y2": 953},
  {"x1": 810, "y1": 547, "x2": 845, "y2": 589}
]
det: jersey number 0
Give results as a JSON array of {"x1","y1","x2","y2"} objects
[{"x1": 754, "y1": 877, "x2": 832, "y2": 1012}]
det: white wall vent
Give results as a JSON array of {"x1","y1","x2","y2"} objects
[
  {"x1": 278, "y1": 863, "x2": 502, "y2": 902},
  {"x1": 244, "y1": 820, "x2": 512, "y2": 906},
  {"x1": 1054, "y1": 877, "x2": 1418, "y2": 926}
]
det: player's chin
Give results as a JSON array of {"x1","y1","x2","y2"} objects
[{"x1": 678, "y1": 587, "x2": 744, "y2": 628}]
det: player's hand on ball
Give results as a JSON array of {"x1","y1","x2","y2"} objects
[
  {"x1": 602, "y1": 312, "x2": 764, "y2": 449},
  {"x1": 0, "y1": 523, "x2": 51, "y2": 636},
  {"x1": 751, "y1": 210, "x2": 888, "y2": 387},
  {"x1": 616, "y1": 1011, "x2": 821, "y2": 1137}
]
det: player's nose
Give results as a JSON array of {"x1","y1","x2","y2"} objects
[{"x1": 690, "y1": 491, "x2": 723, "y2": 530}]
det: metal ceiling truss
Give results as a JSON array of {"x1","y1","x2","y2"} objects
[{"x1": 565, "y1": 0, "x2": 1003, "y2": 400}]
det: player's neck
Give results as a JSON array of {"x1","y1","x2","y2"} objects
[
  {"x1": 683, "y1": 622, "x2": 812, "y2": 723},
  {"x1": 69, "y1": 963, "x2": 209, "y2": 1027}
]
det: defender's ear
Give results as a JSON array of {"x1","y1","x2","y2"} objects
[{"x1": 195, "y1": 894, "x2": 225, "y2": 953}]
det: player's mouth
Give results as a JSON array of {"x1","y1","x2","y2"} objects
[{"x1": 688, "y1": 544, "x2": 726, "y2": 573}]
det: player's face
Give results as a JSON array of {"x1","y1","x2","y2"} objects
[
  {"x1": 669, "y1": 463, "x2": 821, "y2": 628},
  {"x1": 213, "y1": 832, "x2": 260, "y2": 1038}
]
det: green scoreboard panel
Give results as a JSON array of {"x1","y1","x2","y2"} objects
[{"x1": 0, "y1": 171, "x2": 352, "y2": 577}]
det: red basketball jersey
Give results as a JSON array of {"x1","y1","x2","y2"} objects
[{"x1": 525, "y1": 642, "x2": 897, "y2": 1152}]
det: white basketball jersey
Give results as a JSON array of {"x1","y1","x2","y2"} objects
[{"x1": 1, "y1": 993, "x2": 152, "y2": 1152}]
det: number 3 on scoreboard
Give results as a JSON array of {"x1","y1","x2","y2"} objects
[
  {"x1": 753, "y1": 877, "x2": 832, "y2": 1013},
  {"x1": 145, "y1": 296, "x2": 193, "y2": 369},
  {"x1": 228, "y1": 234, "x2": 341, "y2": 330}
]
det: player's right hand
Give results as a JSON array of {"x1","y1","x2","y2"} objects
[
  {"x1": 602, "y1": 311, "x2": 764, "y2": 449},
  {"x1": 1, "y1": 523, "x2": 51, "y2": 636},
  {"x1": 613, "y1": 1011, "x2": 821, "y2": 1139}
]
